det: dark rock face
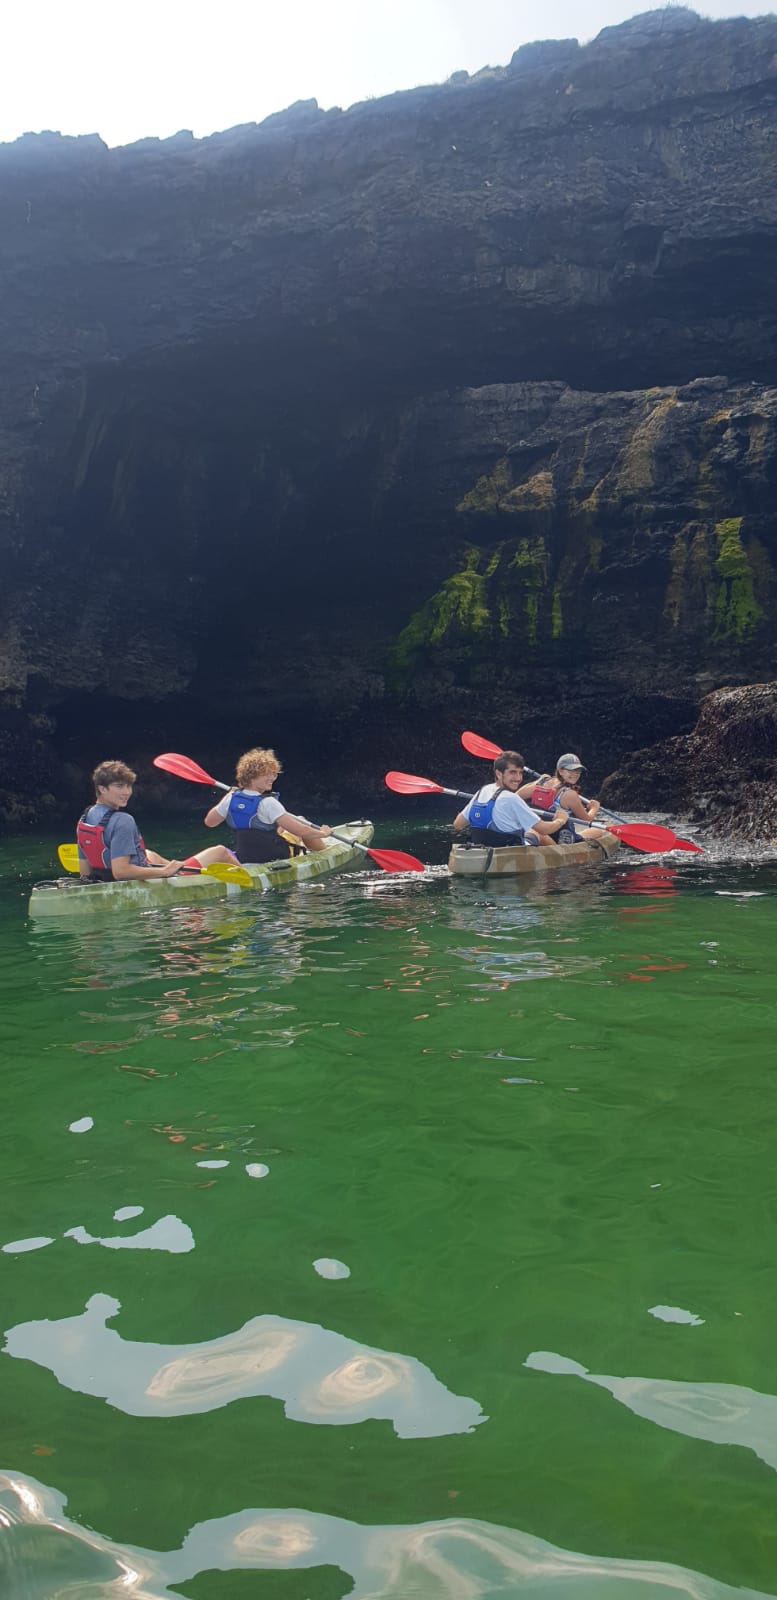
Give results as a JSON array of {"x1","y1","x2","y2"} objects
[
  {"x1": 2, "y1": 8, "x2": 777, "y2": 825},
  {"x1": 601, "y1": 682, "x2": 777, "y2": 840}
]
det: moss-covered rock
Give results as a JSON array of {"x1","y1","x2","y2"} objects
[{"x1": 712, "y1": 517, "x2": 764, "y2": 640}]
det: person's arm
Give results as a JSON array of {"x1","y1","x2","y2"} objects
[
  {"x1": 106, "y1": 812, "x2": 182, "y2": 879},
  {"x1": 204, "y1": 792, "x2": 232, "y2": 828},
  {"x1": 518, "y1": 773, "x2": 550, "y2": 800},
  {"x1": 531, "y1": 807, "x2": 569, "y2": 837},
  {"x1": 111, "y1": 854, "x2": 183, "y2": 880},
  {"x1": 453, "y1": 793, "x2": 476, "y2": 831},
  {"x1": 562, "y1": 787, "x2": 600, "y2": 821},
  {"x1": 275, "y1": 812, "x2": 332, "y2": 852}
]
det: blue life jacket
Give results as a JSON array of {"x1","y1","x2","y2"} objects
[
  {"x1": 466, "y1": 786, "x2": 526, "y2": 847},
  {"x1": 226, "y1": 790, "x2": 279, "y2": 830},
  {"x1": 226, "y1": 790, "x2": 289, "y2": 864},
  {"x1": 467, "y1": 787, "x2": 502, "y2": 830}
]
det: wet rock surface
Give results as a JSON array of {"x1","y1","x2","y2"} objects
[
  {"x1": 1, "y1": 9, "x2": 777, "y2": 826},
  {"x1": 601, "y1": 682, "x2": 777, "y2": 840}
]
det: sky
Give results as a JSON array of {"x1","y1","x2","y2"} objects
[{"x1": 1, "y1": 0, "x2": 773, "y2": 149}]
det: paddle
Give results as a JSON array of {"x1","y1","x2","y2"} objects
[
  {"x1": 385, "y1": 771, "x2": 474, "y2": 800},
  {"x1": 386, "y1": 775, "x2": 681, "y2": 855},
  {"x1": 463, "y1": 729, "x2": 619, "y2": 810},
  {"x1": 57, "y1": 843, "x2": 253, "y2": 888},
  {"x1": 460, "y1": 731, "x2": 703, "y2": 854},
  {"x1": 153, "y1": 753, "x2": 425, "y2": 875},
  {"x1": 461, "y1": 730, "x2": 507, "y2": 761},
  {"x1": 153, "y1": 752, "x2": 230, "y2": 790}
]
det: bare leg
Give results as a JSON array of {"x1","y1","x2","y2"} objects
[
  {"x1": 190, "y1": 845, "x2": 238, "y2": 867},
  {"x1": 530, "y1": 815, "x2": 568, "y2": 844}
]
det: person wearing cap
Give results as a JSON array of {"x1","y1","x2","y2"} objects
[
  {"x1": 453, "y1": 751, "x2": 570, "y2": 846},
  {"x1": 519, "y1": 754, "x2": 603, "y2": 842}
]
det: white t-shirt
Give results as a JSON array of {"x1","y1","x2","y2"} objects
[
  {"x1": 462, "y1": 783, "x2": 539, "y2": 834},
  {"x1": 215, "y1": 790, "x2": 285, "y2": 827}
]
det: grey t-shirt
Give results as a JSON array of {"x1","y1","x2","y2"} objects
[{"x1": 79, "y1": 804, "x2": 149, "y2": 868}]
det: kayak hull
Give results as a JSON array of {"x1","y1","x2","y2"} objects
[
  {"x1": 28, "y1": 822, "x2": 375, "y2": 917},
  {"x1": 235, "y1": 823, "x2": 374, "y2": 892},
  {"x1": 449, "y1": 831, "x2": 621, "y2": 877}
]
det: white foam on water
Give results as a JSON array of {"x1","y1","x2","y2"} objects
[
  {"x1": 196, "y1": 1160, "x2": 229, "y2": 1169},
  {"x1": 68, "y1": 1116, "x2": 94, "y2": 1133},
  {"x1": 113, "y1": 1206, "x2": 144, "y2": 1221},
  {"x1": 246, "y1": 1163, "x2": 269, "y2": 1178}
]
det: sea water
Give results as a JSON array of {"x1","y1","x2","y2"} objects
[{"x1": 1, "y1": 820, "x2": 776, "y2": 1598}]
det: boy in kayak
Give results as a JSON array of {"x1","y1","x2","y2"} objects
[
  {"x1": 202, "y1": 747, "x2": 333, "y2": 863},
  {"x1": 519, "y1": 753, "x2": 602, "y2": 842},
  {"x1": 77, "y1": 760, "x2": 237, "y2": 882},
  {"x1": 452, "y1": 751, "x2": 569, "y2": 845}
]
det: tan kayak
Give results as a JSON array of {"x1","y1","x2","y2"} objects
[{"x1": 449, "y1": 831, "x2": 621, "y2": 877}]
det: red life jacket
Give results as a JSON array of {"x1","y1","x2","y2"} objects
[
  {"x1": 76, "y1": 807, "x2": 145, "y2": 880},
  {"x1": 529, "y1": 781, "x2": 558, "y2": 810}
]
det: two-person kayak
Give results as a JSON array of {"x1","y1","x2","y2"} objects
[
  {"x1": 449, "y1": 831, "x2": 621, "y2": 877},
  {"x1": 28, "y1": 822, "x2": 375, "y2": 918}
]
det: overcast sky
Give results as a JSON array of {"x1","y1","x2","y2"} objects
[{"x1": 1, "y1": 0, "x2": 772, "y2": 149}]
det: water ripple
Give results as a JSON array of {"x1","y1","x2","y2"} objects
[
  {"x1": 3, "y1": 1293, "x2": 484, "y2": 1437},
  {"x1": 525, "y1": 1350, "x2": 777, "y2": 1476},
  {"x1": 0, "y1": 1470, "x2": 770, "y2": 1600}
]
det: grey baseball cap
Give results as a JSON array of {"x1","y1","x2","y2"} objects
[{"x1": 557, "y1": 753, "x2": 584, "y2": 771}]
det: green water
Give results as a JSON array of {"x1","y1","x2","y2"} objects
[{"x1": 2, "y1": 822, "x2": 777, "y2": 1598}]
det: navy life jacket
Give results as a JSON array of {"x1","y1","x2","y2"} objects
[
  {"x1": 226, "y1": 790, "x2": 290, "y2": 864},
  {"x1": 550, "y1": 784, "x2": 580, "y2": 844},
  {"x1": 76, "y1": 805, "x2": 144, "y2": 881}
]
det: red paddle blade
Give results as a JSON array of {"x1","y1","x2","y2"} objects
[
  {"x1": 605, "y1": 822, "x2": 694, "y2": 853},
  {"x1": 154, "y1": 752, "x2": 218, "y2": 786},
  {"x1": 385, "y1": 771, "x2": 444, "y2": 795},
  {"x1": 366, "y1": 846, "x2": 425, "y2": 874},
  {"x1": 461, "y1": 730, "x2": 502, "y2": 759},
  {"x1": 673, "y1": 837, "x2": 704, "y2": 853}
]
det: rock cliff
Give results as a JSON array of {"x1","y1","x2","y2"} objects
[
  {"x1": 602, "y1": 681, "x2": 777, "y2": 839},
  {"x1": 1, "y1": 7, "x2": 777, "y2": 825}
]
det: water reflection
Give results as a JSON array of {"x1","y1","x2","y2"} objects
[
  {"x1": 611, "y1": 865, "x2": 679, "y2": 897},
  {"x1": 3, "y1": 1214, "x2": 194, "y2": 1257},
  {"x1": 526, "y1": 1350, "x2": 777, "y2": 1474},
  {"x1": 29, "y1": 902, "x2": 307, "y2": 994},
  {"x1": 64, "y1": 1216, "x2": 194, "y2": 1253},
  {"x1": 1, "y1": 1469, "x2": 770, "y2": 1600},
  {"x1": 4, "y1": 1293, "x2": 484, "y2": 1437}
]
